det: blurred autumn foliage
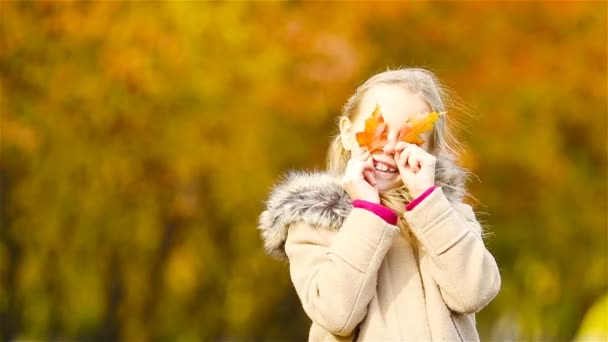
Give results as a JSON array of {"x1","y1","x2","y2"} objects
[{"x1": 0, "y1": 1, "x2": 606, "y2": 341}]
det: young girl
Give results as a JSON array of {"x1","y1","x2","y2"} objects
[{"x1": 259, "y1": 68, "x2": 501, "y2": 341}]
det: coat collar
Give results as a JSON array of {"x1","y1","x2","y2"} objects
[{"x1": 258, "y1": 155, "x2": 466, "y2": 261}]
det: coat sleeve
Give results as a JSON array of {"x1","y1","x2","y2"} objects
[
  {"x1": 404, "y1": 187, "x2": 502, "y2": 314},
  {"x1": 284, "y1": 208, "x2": 399, "y2": 336}
]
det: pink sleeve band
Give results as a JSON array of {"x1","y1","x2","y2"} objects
[
  {"x1": 352, "y1": 199, "x2": 398, "y2": 226},
  {"x1": 406, "y1": 185, "x2": 437, "y2": 211}
]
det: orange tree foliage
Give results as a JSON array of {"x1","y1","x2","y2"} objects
[{"x1": 0, "y1": 1, "x2": 606, "y2": 340}]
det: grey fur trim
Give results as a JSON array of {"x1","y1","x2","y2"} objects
[
  {"x1": 258, "y1": 170, "x2": 353, "y2": 261},
  {"x1": 434, "y1": 151, "x2": 467, "y2": 204}
]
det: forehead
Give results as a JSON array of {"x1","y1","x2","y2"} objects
[{"x1": 355, "y1": 83, "x2": 431, "y2": 130}]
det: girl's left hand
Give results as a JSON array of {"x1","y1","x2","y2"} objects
[{"x1": 394, "y1": 142, "x2": 436, "y2": 198}]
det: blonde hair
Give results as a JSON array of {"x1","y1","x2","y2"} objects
[{"x1": 327, "y1": 67, "x2": 469, "y2": 245}]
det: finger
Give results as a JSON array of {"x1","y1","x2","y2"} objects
[
  {"x1": 397, "y1": 148, "x2": 411, "y2": 170},
  {"x1": 356, "y1": 156, "x2": 373, "y2": 171},
  {"x1": 350, "y1": 145, "x2": 366, "y2": 158},
  {"x1": 361, "y1": 155, "x2": 371, "y2": 165},
  {"x1": 363, "y1": 169, "x2": 376, "y2": 186},
  {"x1": 360, "y1": 157, "x2": 376, "y2": 182},
  {"x1": 394, "y1": 141, "x2": 410, "y2": 153},
  {"x1": 408, "y1": 150, "x2": 421, "y2": 173},
  {"x1": 409, "y1": 143, "x2": 434, "y2": 160},
  {"x1": 421, "y1": 153, "x2": 436, "y2": 166},
  {"x1": 362, "y1": 158, "x2": 375, "y2": 173},
  {"x1": 346, "y1": 152, "x2": 370, "y2": 174},
  {"x1": 407, "y1": 145, "x2": 435, "y2": 166},
  {"x1": 406, "y1": 143, "x2": 424, "y2": 154},
  {"x1": 355, "y1": 150, "x2": 371, "y2": 161}
]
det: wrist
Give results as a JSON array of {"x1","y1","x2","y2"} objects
[
  {"x1": 406, "y1": 185, "x2": 437, "y2": 211},
  {"x1": 409, "y1": 183, "x2": 435, "y2": 199},
  {"x1": 351, "y1": 195, "x2": 380, "y2": 204},
  {"x1": 353, "y1": 199, "x2": 398, "y2": 225}
]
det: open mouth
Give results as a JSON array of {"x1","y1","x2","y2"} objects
[{"x1": 373, "y1": 160, "x2": 398, "y2": 174}]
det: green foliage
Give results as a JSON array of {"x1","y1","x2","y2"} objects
[{"x1": 1, "y1": 1, "x2": 606, "y2": 340}]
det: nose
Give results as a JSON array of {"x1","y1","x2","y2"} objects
[{"x1": 382, "y1": 131, "x2": 399, "y2": 154}]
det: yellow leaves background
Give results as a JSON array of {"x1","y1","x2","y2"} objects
[{"x1": 0, "y1": 1, "x2": 606, "y2": 340}]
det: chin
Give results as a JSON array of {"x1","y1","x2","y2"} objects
[
  {"x1": 375, "y1": 177, "x2": 403, "y2": 192},
  {"x1": 373, "y1": 167, "x2": 403, "y2": 191}
]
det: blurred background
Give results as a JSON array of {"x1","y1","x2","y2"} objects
[{"x1": 1, "y1": 1, "x2": 606, "y2": 341}]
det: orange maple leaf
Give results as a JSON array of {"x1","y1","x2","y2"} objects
[
  {"x1": 398, "y1": 111, "x2": 446, "y2": 145},
  {"x1": 355, "y1": 103, "x2": 388, "y2": 153}
]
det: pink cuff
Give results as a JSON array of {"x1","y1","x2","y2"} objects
[
  {"x1": 406, "y1": 185, "x2": 437, "y2": 211},
  {"x1": 352, "y1": 199, "x2": 398, "y2": 225}
]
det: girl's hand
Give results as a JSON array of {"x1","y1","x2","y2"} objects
[
  {"x1": 341, "y1": 151, "x2": 380, "y2": 204},
  {"x1": 394, "y1": 142, "x2": 436, "y2": 198}
]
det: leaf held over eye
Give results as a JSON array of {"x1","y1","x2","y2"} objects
[
  {"x1": 355, "y1": 103, "x2": 388, "y2": 152},
  {"x1": 398, "y1": 111, "x2": 446, "y2": 145}
]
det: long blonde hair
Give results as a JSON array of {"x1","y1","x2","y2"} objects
[{"x1": 327, "y1": 67, "x2": 469, "y2": 245}]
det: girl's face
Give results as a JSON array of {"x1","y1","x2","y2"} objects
[{"x1": 341, "y1": 84, "x2": 433, "y2": 192}]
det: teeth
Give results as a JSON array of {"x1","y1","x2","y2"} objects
[{"x1": 374, "y1": 163, "x2": 397, "y2": 173}]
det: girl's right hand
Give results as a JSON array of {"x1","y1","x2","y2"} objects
[{"x1": 340, "y1": 151, "x2": 380, "y2": 204}]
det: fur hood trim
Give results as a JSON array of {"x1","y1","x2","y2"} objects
[{"x1": 258, "y1": 171, "x2": 352, "y2": 260}]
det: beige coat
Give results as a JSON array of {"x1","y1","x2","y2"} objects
[{"x1": 259, "y1": 171, "x2": 501, "y2": 341}]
